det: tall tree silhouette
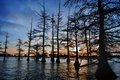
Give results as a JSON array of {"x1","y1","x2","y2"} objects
[
  {"x1": 56, "y1": 0, "x2": 61, "y2": 63},
  {"x1": 66, "y1": 8, "x2": 71, "y2": 63},
  {"x1": 3, "y1": 32, "x2": 8, "y2": 61},
  {"x1": 51, "y1": 14, "x2": 55, "y2": 63},
  {"x1": 74, "y1": 21, "x2": 80, "y2": 68},
  {"x1": 41, "y1": 0, "x2": 46, "y2": 63},
  {"x1": 32, "y1": 43, "x2": 41, "y2": 61},
  {"x1": 33, "y1": 0, "x2": 50, "y2": 63},
  {"x1": 16, "y1": 39, "x2": 23, "y2": 61},
  {"x1": 84, "y1": 28, "x2": 89, "y2": 61},
  {"x1": 88, "y1": 29, "x2": 91, "y2": 58},
  {"x1": 67, "y1": 6, "x2": 80, "y2": 68},
  {"x1": 95, "y1": 0, "x2": 116, "y2": 79},
  {"x1": 70, "y1": 15, "x2": 80, "y2": 68},
  {"x1": 27, "y1": 19, "x2": 33, "y2": 61},
  {"x1": 0, "y1": 42, "x2": 2, "y2": 53}
]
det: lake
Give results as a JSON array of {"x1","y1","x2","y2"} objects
[{"x1": 0, "y1": 57, "x2": 120, "y2": 80}]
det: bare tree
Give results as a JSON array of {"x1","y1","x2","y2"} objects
[
  {"x1": 16, "y1": 39, "x2": 24, "y2": 61},
  {"x1": 66, "y1": 8, "x2": 71, "y2": 63},
  {"x1": 41, "y1": 0, "x2": 46, "y2": 63},
  {"x1": 0, "y1": 42, "x2": 3, "y2": 54},
  {"x1": 3, "y1": 32, "x2": 8, "y2": 61},
  {"x1": 32, "y1": 43, "x2": 42, "y2": 61},
  {"x1": 70, "y1": 15, "x2": 80, "y2": 69},
  {"x1": 95, "y1": 0, "x2": 117, "y2": 79},
  {"x1": 64, "y1": 0, "x2": 120, "y2": 79},
  {"x1": 33, "y1": 0, "x2": 50, "y2": 63},
  {"x1": 56, "y1": 0, "x2": 61, "y2": 63},
  {"x1": 51, "y1": 14, "x2": 55, "y2": 63},
  {"x1": 27, "y1": 18, "x2": 33, "y2": 61}
]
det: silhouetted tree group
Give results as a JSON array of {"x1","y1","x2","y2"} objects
[
  {"x1": 65, "y1": 0, "x2": 120, "y2": 79},
  {"x1": 1, "y1": 0, "x2": 120, "y2": 79}
]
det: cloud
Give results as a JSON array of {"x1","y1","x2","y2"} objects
[
  {"x1": 0, "y1": 20, "x2": 25, "y2": 29},
  {"x1": 0, "y1": 19, "x2": 28, "y2": 43},
  {"x1": 0, "y1": 30, "x2": 7, "y2": 36},
  {"x1": 0, "y1": 0, "x2": 69, "y2": 49}
]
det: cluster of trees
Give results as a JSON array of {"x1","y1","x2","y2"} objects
[
  {"x1": 64, "y1": 0, "x2": 120, "y2": 79},
  {"x1": 0, "y1": 0, "x2": 120, "y2": 79}
]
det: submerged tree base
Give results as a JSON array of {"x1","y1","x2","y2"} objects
[
  {"x1": 74, "y1": 60, "x2": 80, "y2": 70},
  {"x1": 41, "y1": 57, "x2": 46, "y2": 63},
  {"x1": 18, "y1": 58, "x2": 20, "y2": 61},
  {"x1": 95, "y1": 60, "x2": 116, "y2": 80},
  {"x1": 56, "y1": 57, "x2": 60, "y2": 63},
  {"x1": 66, "y1": 57, "x2": 70, "y2": 63},
  {"x1": 3, "y1": 57, "x2": 6, "y2": 61},
  {"x1": 51, "y1": 57, "x2": 55, "y2": 63},
  {"x1": 27, "y1": 58, "x2": 30, "y2": 61},
  {"x1": 35, "y1": 57, "x2": 39, "y2": 62}
]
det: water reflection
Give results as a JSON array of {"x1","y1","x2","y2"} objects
[{"x1": 0, "y1": 57, "x2": 119, "y2": 80}]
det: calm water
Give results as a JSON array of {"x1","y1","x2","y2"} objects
[{"x1": 0, "y1": 57, "x2": 119, "y2": 80}]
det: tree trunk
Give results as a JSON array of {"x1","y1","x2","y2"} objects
[
  {"x1": 27, "y1": 19, "x2": 33, "y2": 62},
  {"x1": 35, "y1": 44, "x2": 39, "y2": 61},
  {"x1": 18, "y1": 39, "x2": 21, "y2": 61},
  {"x1": 88, "y1": 29, "x2": 92, "y2": 62},
  {"x1": 3, "y1": 33, "x2": 8, "y2": 61},
  {"x1": 41, "y1": 0, "x2": 46, "y2": 63},
  {"x1": 51, "y1": 15, "x2": 55, "y2": 63},
  {"x1": 85, "y1": 29, "x2": 89, "y2": 62},
  {"x1": 67, "y1": 8, "x2": 70, "y2": 63},
  {"x1": 74, "y1": 24, "x2": 80, "y2": 69},
  {"x1": 56, "y1": 0, "x2": 60, "y2": 63},
  {"x1": 95, "y1": 0, "x2": 116, "y2": 80}
]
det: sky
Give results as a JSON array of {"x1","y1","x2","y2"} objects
[{"x1": 0, "y1": 0, "x2": 70, "y2": 49}]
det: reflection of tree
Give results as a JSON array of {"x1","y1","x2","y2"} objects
[
  {"x1": 25, "y1": 62, "x2": 30, "y2": 79},
  {"x1": 15, "y1": 61, "x2": 22, "y2": 79},
  {"x1": 40, "y1": 63, "x2": 45, "y2": 80},
  {"x1": 56, "y1": 63, "x2": 61, "y2": 79},
  {"x1": 66, "y1": 63, "x2": 70, "y2": 79},
  {"x1": 49, "y1": 63, "x2": 55, "y2": 79}
]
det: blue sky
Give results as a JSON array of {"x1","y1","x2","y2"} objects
[{"x1": 0, "y1": 0, "x2": 70, "y2": 48}]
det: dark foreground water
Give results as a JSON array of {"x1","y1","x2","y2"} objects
[{"x1": 0, "y1": 57, "x2": 120, "y2": 80}]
